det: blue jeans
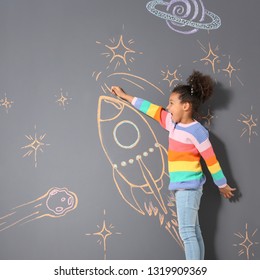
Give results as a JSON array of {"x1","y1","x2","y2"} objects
[{"x1": 175, "y1": 188, "x2": 204, "y2": 260}]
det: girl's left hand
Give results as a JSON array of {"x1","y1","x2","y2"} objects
[{"x1": 219, "y1": 185, "x2": 236, "y2": 199}]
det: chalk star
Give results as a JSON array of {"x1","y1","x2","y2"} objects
[
  {"x1": 21, "y1": 126, "x2": 50, "y2": 167},
  {"x1": 200, "y1": 43, "x2": 219, "y2": 73},
  {"x1": 222, "y1": 62, "x2": 236, "y2": 78},
  {"x1": 105, "y1": 35, "x2": 135, "y2": 65},
  {"x1": 0, "y1": 93, "x2": 14, "y2": 113}
]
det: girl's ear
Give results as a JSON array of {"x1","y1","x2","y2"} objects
[{"x1": 182, "y1": 102, "x2": 191, "y2": 111}]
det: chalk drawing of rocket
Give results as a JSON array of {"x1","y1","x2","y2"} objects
[{"x1": 97, "y1": 95, "x2": 183, "y2": 249}]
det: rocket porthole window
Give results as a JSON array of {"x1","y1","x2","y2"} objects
[{"x1": 113, "y1": 120, "x2": 140, "y2": 149}]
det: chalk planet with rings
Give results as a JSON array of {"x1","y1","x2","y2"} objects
[{"x1": 146, "y1": 0, "x2": 221, "y2": 34}]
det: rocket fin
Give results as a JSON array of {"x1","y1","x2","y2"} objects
[
  {"x1": 113, "y1": 167, "x2": 145, "y2": 215},
  {"x1": 137, "y1": 158, "x2": 168, "y2": 214}
]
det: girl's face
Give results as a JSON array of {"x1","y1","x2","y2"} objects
[{"x1": 166, "y1": 92, "x2": 185, "y2": 123}]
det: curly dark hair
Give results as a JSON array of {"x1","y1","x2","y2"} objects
[{"x1": 172, "y1": 70, "x2": 214, "y2": 113}]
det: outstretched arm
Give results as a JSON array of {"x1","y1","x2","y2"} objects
[{"x1": 110, "y1": 86, "x2": 173, "y2": 131}]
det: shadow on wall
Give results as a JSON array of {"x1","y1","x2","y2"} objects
[{"x1": 199, "y1": 82, "x2": 242, "y2": 260}]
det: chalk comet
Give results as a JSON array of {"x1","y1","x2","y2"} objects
[
  {"x1": 0, "y1": 187, "x2": 78, "y2": 232},
  {"x1": 97, "y1": 96, "x2": 183, "y2": 248}
]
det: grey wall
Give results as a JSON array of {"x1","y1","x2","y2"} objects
[{"x1": 0, "y1": 0, "x2": 259, "y2": 260}]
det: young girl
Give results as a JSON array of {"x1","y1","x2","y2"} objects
[{"x1": 110, "y1": 70, "x2": 236, "y2": 260}]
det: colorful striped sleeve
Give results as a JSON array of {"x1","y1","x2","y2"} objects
[
  {"x1": 131, "y1": 97, "x2": 173, "y2": 131},
  {"x1": 192, "y1": 126, "x2": 227, "y2": 188}
]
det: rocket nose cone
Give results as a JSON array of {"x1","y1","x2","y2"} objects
[{"x1": 97, "y1": 95, "x2": 124, "y2": 122}]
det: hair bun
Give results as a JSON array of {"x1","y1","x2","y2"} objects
[{"x1": 187, "y1": 70, "x2": 214, "y2": 103}]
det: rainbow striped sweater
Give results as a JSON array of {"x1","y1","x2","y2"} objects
[{"x1": 131, "y1": 97, "x2": 227, "y2": 190}]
